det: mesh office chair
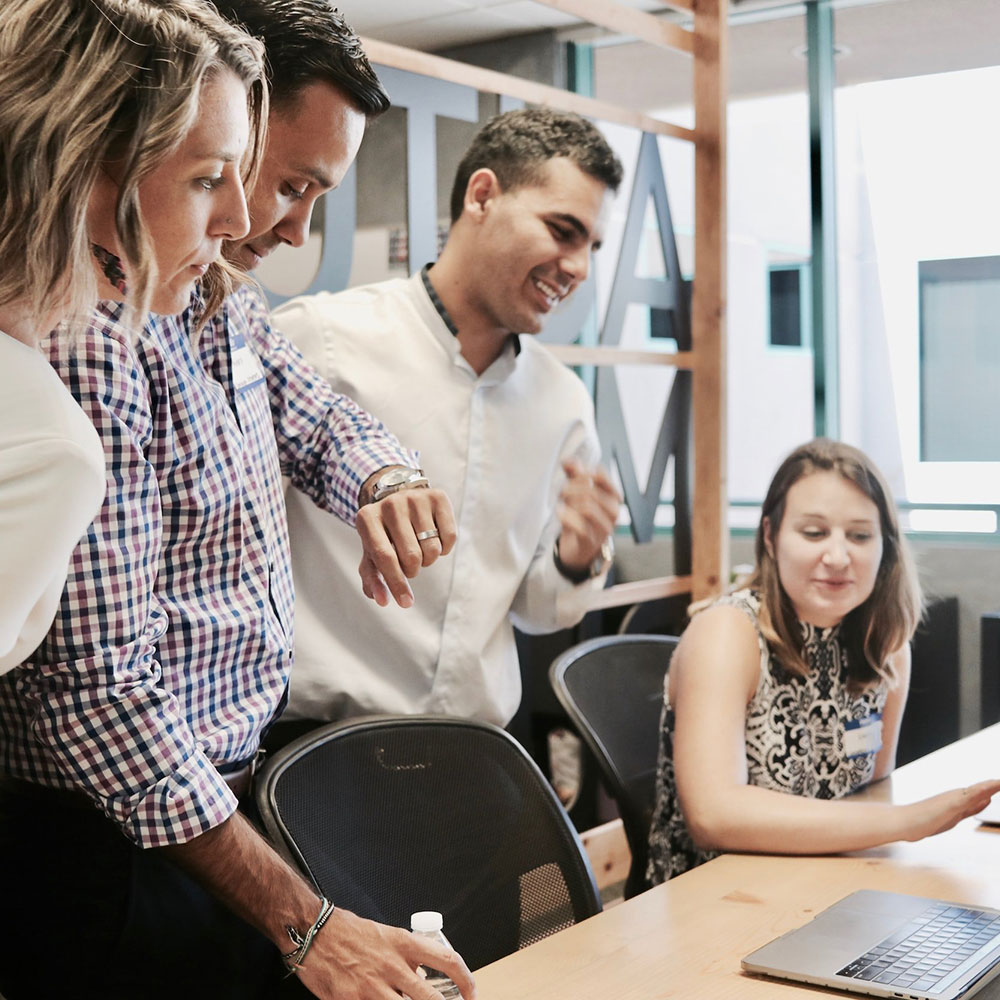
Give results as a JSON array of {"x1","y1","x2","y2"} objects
[
  {"x1": 617, "y1": 595, "x2": 688, "y2": 637},
  {"x1": 549, "y1": 633, "x2": 679, "y2": 899},
  {"x1": 255, "y1": 715, "x2": 601, "y2": 972}
]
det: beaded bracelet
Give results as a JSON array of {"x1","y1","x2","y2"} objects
[{"x1": 282, "y1": 896, "x2": 336, "y2": 977}]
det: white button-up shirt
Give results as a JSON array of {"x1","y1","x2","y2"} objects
[{"x1": 275, "y1": 271, "x2": 606, "y2": 726}]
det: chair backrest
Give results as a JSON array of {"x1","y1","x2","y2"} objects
[
  {"x1": 617, "y1": 595, "x2": 689, "y2": 636},
  {"x1": 549, "y1": 634, "x2": 679, "y2": 898},
  {"x1": 255, "y1": 715, "x2": 601, "y2": 971}
]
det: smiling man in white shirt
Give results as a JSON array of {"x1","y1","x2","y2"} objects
[{"x1": 272, "y1": 109, "x2": 623, "y2": 734}]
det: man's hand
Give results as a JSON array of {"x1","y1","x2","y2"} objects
[
  {"x1": 160, "y1": 812, "x2": 475, "y2": 1000},
  {"x1": 296, "y1": 907, "x2": 476, "y2": 1000},
  {"x1": 356, "y1": 475, "x2": 457, "y2": 608},
  {"x1": 555, "y1": 459, "x2": 620, "y2": 574}
]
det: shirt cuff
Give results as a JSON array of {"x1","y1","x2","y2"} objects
[
  {"x1": 115, "y1": 752, "x2": 238, "y2": 849},
  {"x1": 333, "y1": 442, "x2": 421, "y2": 526}
]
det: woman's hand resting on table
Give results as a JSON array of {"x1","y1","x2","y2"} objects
[{"x1": 903, "y1": 778, "x2": 1000, "y2": 841}]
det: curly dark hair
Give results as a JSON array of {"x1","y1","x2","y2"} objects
[
  {"x1": 449, "y1": 108, "x2": 624, "y2": 223},
  {"x1": 212, "y1": 0, "x2": 390, "y2": 117}
]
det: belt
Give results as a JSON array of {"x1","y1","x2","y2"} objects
[
  {"x1": 221, "y1": 762, "x2": 254, "y2": 800},
  {"x1": 218, "y1": 750, "x2": 265, "y2": 802}
]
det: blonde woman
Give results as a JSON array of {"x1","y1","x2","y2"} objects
[
  {"x1": 0, "y1": 0, "x2": 266, "y2": 674},
  {"x1": 647, "y1": 438, "x2": 1000, "y2": 885}
]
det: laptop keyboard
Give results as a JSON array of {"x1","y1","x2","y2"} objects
[{"x1": 837, "y1": 902, "x2": 1000, "y2": 993}]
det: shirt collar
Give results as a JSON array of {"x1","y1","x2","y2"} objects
[{"x1": 420, "y1": 264, "x2": 521, "y2": 357}]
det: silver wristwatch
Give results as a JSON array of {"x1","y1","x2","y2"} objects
[{"x1": 369, "y1": 467, "x2": 429, "y2": 504}]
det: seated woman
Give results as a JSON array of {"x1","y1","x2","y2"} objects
[
  {"x1": 647, "y1": 437, "x2": 1000, "y2": 884},
  {"x1": 0, "y1": 0, "x2": 266, "y2": 673}
]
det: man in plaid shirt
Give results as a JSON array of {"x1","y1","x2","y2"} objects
[{"x1": 0, "y1": 3, "x2": 474, "y2": 999}]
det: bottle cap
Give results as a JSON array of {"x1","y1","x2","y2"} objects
[{"x1": 410, "y1": 910, "x2": 444, "y2": 933}]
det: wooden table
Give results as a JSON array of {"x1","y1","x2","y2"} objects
[{"x1": 474, "y1": 724, "x2": 1000, "y2": 999}]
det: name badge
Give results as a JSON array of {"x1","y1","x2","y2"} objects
[
  {"x1": 843, "y1": 713, "x2": 883, "y2": 759},
  {"x1": 230, "y1": 332, "x2": 265, "y2": 394}
]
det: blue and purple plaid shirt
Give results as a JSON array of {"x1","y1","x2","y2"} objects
[{"x1": 0, "y1": 284, "x2": 415, "y2": 848}]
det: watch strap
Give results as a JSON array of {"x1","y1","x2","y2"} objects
[{"x1": 553, "y1": 536, "x2": 613, "y2": 584}]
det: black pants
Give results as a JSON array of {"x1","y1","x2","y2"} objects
[
  {"x1": 262, "y1": 718, "x2": 329, "y2": 757},
  {"x1": 0, "y1": 780, "x2": 312, "y2": 1000}
]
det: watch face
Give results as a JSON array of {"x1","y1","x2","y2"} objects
[{"x1": 380, "y1": 468, "x2": 412, "y2": 489}]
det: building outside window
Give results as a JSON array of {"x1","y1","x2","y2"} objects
[{"x1": 918, "y1": 255, "x2": 1000, "y2": 463}]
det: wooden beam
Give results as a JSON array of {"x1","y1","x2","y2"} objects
[
  {"x1": 359, "y1": 36, "x2": 695, "y2": 143},
  {"x1": 580, "y1": 818, "x2": 631, "y2": 892},
  {"x1": 690, "y1": 0, "x2": 729, "y2": 602},
  {"x1": 532, "y1": 0, "x2": 694, "y2": 54},
  {"x1": 544, "y1": 345, "x2": 696, "y2": 369},
  {"x1": 583, "y1": 575, "x2": 692, "y2": 612},
  {"x1": 639, "y1": 0, "x2": 694, "y2": 15}
]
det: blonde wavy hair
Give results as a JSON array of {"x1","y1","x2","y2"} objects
[
  {"x1": 741, "y1": 438, "x2": 923, "y2": 690},
  {"x1": 0, "y1": 0, "x2": 267, "y2": 336}
]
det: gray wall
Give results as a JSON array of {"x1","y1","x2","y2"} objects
[{"x1": 910, "y1": 538, "x2": 1000, "y2": 734}]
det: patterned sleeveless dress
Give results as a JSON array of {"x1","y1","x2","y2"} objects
[{"x1": 646, "y1": 588, "x2": 888, "y2": 884}]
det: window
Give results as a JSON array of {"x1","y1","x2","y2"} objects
[
  {"x1": 649, "y1": 278, "x2": 691, "y2": 346},
  {"x1": 919, "y1": 256, "x2": 1000, "y2": 462},
  {"x1": 768, "y1": 263, "x2": 810, "y2": 349}
]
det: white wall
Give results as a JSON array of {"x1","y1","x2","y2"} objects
[{"x1": 837, "y1": 67, "x2": 1000, "y2": 504}]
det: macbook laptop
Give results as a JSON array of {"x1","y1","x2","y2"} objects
[{"x1": 742, "y1": 890, "x2": 1000, "y2": 999}]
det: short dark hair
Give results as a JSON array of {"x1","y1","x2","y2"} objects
[
  {"x1": 449, "y1": 108, "x2": 624, "y2": 224},
  {"x1": 212, "y1": 0, "x2": 390, "y2": 117}
]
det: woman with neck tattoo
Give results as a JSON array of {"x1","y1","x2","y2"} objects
[{"x1": 0, "y1": 0, "x2": 266, "y2": 676}]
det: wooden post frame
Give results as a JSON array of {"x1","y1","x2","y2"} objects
[{"x1": 692, "y1": 0, "x2": 729, "y2": 601}]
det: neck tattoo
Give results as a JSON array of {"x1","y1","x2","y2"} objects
[{"x1": 91, "y1": 243, "x2": 128, "y2": 296}]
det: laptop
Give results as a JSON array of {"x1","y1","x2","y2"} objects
[{"x1": 742, "y1": 890, "x2": 1000, "y2": 999}]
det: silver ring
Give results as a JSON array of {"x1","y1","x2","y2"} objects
[{"x1": 415, "y1": 528, "x2": 440, "y2": 541}]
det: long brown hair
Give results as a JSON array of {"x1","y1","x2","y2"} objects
[
  {"x1": 0, "y1": 0, "x2": 267, "y2": 335},
  {"x1": 744, "y1": 438, "x2": 923, "y2": 688}
]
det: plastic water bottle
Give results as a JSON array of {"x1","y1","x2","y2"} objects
[{"x1": 410, "y1": 910, "x2": 462, "y2": 999}]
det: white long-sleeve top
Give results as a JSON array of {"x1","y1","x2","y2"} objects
[
  {"x1": 273, "y1": 272, "x2": 607, "y2": 726},
  {"x1": 0, "y1": 333, "x2": 105, "y2": 673}
]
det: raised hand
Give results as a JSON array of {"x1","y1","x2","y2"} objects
[{"x1": 554, "y1": 459, "x2": 620, "y2": 575}]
